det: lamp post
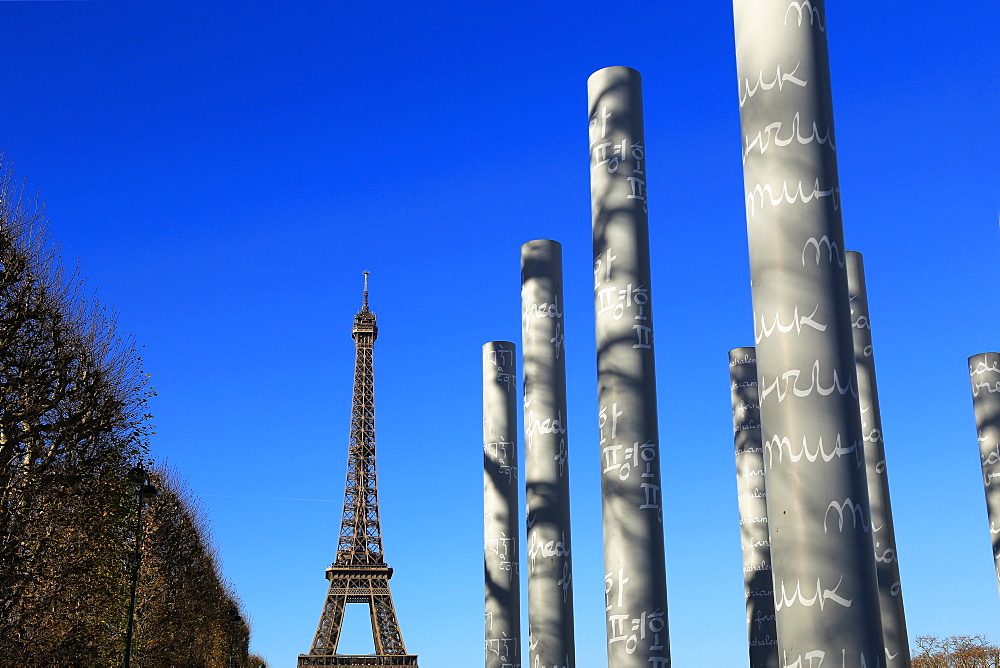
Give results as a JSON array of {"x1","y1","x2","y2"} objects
[{"x1": 123, "y1": 466, "x2": 157, "y2": 668}]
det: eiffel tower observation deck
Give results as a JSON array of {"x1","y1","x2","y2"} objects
[{"x1": 298, "y1": 273, "x2": 418, "y2": 667}]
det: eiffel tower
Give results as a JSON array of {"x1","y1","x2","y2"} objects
[{"x1": 298, "y1": 273, "x2": 418, "y2": 667}]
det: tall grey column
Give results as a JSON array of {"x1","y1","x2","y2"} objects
[
  {"x1": 732, "y1": 2, "x2": 885, "y2": 663},
  {"x1": 847, "y1": 251, "x2": 910, "y2": 665},
  {"x1": 968, "y1": 352, "x2": 1000, "y2": 595},
  {"x1": 588, "y1": 66, "x2": 669, "y2": 668},
  {"x1": 521, "y1": 239, "x2": 576, "y2": 668},
  {"x1": 483, "y1": 342, "x2": 521, "y2": 668},
  {"x1": 730, "y1": 348, "x2": 778, "y2": 668}
]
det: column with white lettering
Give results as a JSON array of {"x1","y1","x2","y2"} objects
[
  {"x1": 732, "y1": 1, "x2": 885, "y2": 662},
  {"x1": 968, "y1": 352, "x2": 1000, "y2": 596},
  {"x1": 521, "y1": 239, "x2": 576, "y2": 668},
  {"x1": 847, "y1": 251, "x2": 910, "y2": 665},
  {"x1": 729, "y1": 347, "x2": 778, "y2": 668},
  {"x1": 588, "y1": 66, "x2": 670, "y2": 667},
  {"x1": 484, "y1": 341, "x2": 522, "y2": 668}
]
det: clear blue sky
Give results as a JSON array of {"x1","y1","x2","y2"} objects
[{"x1": 4, "y1": 1, "x2": 998, "y2": 665}]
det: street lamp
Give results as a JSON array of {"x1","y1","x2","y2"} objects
[
  {"x1": 123, "y1": 466, "x2": 157, "y2": 668},
  {"x1": 226, "y1": 607, "x2": 239, "y2": 668}
]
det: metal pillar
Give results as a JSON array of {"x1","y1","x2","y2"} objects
[
  {"x1": 483, "y1": 342, "x2": 521, "y2": 668},
  {"x1": 846, "y1": 252, "x2": 910, "y2": 665},
  {"x1": 521, "y1": 239, "x2": 575, "y2": 668},
  {"x1": 729, "y1": 348, "x2": 778, "y2": 668},
  {"x1": 588, "y1": 66, "x2": 670, "y2": 667},
  {"x1": 731, "y1": 2, "x2": 885, "y2": 662},
  {"x1": 123, "y1": 467, "x2": 156, "y2": 668},
  {"x1": 968, "y1": 352, "x2": 1000, "y2": 595}
]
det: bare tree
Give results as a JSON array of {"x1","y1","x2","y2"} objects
[
  {"x1": 132, "y1": 466, "x2": 251, "y2": 667},
  {"x1": 0, "y1": 156, "x2": 154, "y2": 661},
  {"x1": 0, "y1": 159, "x2": 256, "y2": 663},
  {"x1": 913, "y1": 635, "x2": 1000, "y2": 668}
]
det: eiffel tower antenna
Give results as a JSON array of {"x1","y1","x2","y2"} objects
[
  {"x1": 362, "y1": 271, "x2": 369, "y2": 312},
  {"x1": 299, "y1": 274, "x2": 418, "y2": 667}
]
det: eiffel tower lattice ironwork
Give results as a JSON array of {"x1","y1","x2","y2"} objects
[{"x1": 298, "y1": 273, "x2": 418, "y2": 667}]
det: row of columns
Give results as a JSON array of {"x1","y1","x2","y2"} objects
[
  {"x1": 728, "y1": 250, "x2": 912, "y2": 667},
  {"x1": 728, "y1": 275, "x2": 997, "y2": 668},
  {"x1": 483, "y1": 240, "x2": 581, "y2": 668},
  {"x1": 484, "y1": 63, "x2": 670, "y2": 668},
  {"x1": 483, "y1": 3, "x2": 996, "y2": 663}
]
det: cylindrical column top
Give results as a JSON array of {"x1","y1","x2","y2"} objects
[
  {"x1": 521, "y1": 239, "x2": 561, "y2": 260},
  {"x1": 969, "y1": 353, "x2": 1000, "y2": 367},
  {"x1": 970, "y1": 353, "x2": 1000, "y2": 407},
  {"x1": 587, "y1": 67, "x2": 643, "y2": 121},
  {"x1": 588, "y1": 65, "x2": 641, "y2": 87},
  {"x1": 846, "y1": 250, "x2": 866, "y2": 291},
  {"x1": 483, "y1": 342, "x2": 517, "y2": 388}
]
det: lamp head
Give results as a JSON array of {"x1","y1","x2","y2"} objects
[
  {"x1": 140, "y1": 483, "x2": 157, "y2": 503},
  {"x1": 127, "y1": 466, "x2": 146, "y2": 487}
]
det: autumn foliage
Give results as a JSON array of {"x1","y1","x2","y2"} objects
[
  {"x1": 0, "y1": 159, "x2": 260, "y2": 665},
  {"x1": 913, "y1": 635, "x2": 1000, "y2": 668},
  {"x1": 132, "y1": 467, "x2": 253, "y2": 666}
]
